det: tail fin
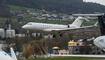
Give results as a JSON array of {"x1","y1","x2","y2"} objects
[
  {"x1": 70, "y1": 17, "x2": 89, "y2": 27},
  {"x1": 10, "y1": 48, "x2": 17, "y2": 60}
]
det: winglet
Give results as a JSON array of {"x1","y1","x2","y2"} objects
[
  {"x1": 94, "y1": 21, "x2": 98, "y2": 27},
  {"x1": 10, "y1": 48, "x2": 17, "y2": 60}
]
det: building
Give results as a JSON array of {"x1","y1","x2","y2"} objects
[
  {"x1": 6, "y1": 29, "x2": 15, "y2": 38},
  {"x1": 0, "y1": 29, "x2": 5, "y2": 38}
]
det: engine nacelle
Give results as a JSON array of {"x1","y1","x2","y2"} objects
[{"x1": 94, "y1": 36, "x2": 105, "y2": 50}]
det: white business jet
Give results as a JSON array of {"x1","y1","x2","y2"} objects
[
  {"x1": 22, "y1": 17, "x2": 95, "y2": 31},
  {"x1": 0, "y1": 48, "x2": 17, "y2": 60}
]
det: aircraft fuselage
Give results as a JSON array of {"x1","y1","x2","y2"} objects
[{"x1": 22, "y1": 22, "x2": 68, "y2": 31}]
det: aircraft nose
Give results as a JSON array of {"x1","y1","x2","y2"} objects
[
  {"x1": 22, "y1": 25, "x2": 27, "y2": 29},
  {"x1": 94, "y1": 38, "x2": 98, "y2": 45},
  {"x1": 94, "y1": 36, "x2": 105, "y2": 49}
]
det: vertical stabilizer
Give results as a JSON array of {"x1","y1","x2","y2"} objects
[
  {"x1": 70, "y1": 17, "x2": 89, "y2": 27},
  {"x1": 10, "y1": 48, "x2": 17, "y2": 60}
]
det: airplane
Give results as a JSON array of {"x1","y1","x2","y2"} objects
[
  {"x1": 22, "y1": 17, "x2": 96, "y2": 32},
  {"x1": 0, "y1": 47, "x2": 17, "y2": 60}
]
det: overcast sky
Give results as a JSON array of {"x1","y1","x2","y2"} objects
[{"x1": 83, "y1": 0, "x2": 105, "y2": 6}]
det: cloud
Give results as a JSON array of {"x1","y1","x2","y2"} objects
[{"x1": 83, "y1": 0, "x2": 105, "y2": 6}]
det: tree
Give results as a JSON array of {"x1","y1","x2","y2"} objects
[{"x1": 22, "y1": 39, "x2": 48, "y2": 59}]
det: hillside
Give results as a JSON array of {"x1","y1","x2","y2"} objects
[
  {"x1": 2, "y1": 0, "x2": 105, "y2": 14},
  {"x1": 0, "y1": 5, "x2": 11, "y2": 17}
]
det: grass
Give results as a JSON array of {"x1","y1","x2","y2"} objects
[{"x1": 24, "y1": 57, "x2": 103, "y2": 60}]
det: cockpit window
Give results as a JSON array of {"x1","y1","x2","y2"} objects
[
  {"x1": 27, "y1": 23, "x2": 32, "y2": 25},
  {"x1": 100, "y1": 39, "x2": 104, "y2": 43}
]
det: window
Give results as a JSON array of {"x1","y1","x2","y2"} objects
[
  {"x1": 99, "y1": 39, "x2": 104, "y2": 43},
  {"x1": 27, "y1": 23, "x2": 32, "y2": 25}
]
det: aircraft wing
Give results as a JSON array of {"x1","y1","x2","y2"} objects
[
  {"x1": 43, "y1": 25, "x2": 97, "y2": 31},
  {"x1": 80, "y1": 22, "x2": 98, "y2": 29},
  {"x1": 43, "y1": 22, "x2": 98, "y2": 31},
  {"x1": 79, "y1": 25, "x2": 97, "y2": 29},
  {"x1": 43, "y1": 26, "x2": 92, "y2": 31},
  {"x1": 43, "y1": 28, "x2": 68, "y2": 31}
]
